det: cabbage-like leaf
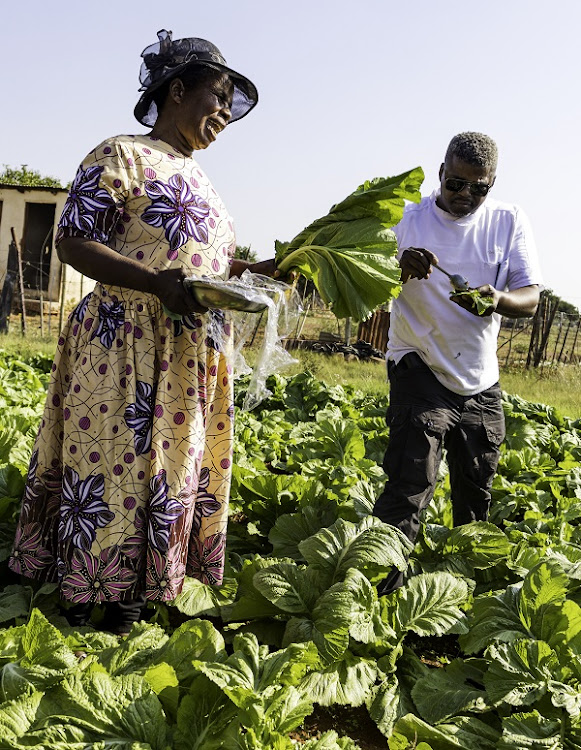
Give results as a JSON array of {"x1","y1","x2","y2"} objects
[
  {"x1": 484, "y1": 638, "x2": 559, "y2": 708},
  {"x1": 269, "y1": 506, "x2": 339, "y2": 560},
  {"x1": 254, "y1": 564, "x2": 323, "y2": 614},
  {"x1": 392, "y1": 714, "x2": 499, "y2": 749},
  {"x1": 518, "y1": 560, "x2": 569, "y2": 639},
  {"x1": 298, "y1": 516, "x2": 412, "y2": 588},
  {"x1": 497, "y1": 710, "x2": 561, "y2": 749},
  {"x1": 169, "y1": 573, "x2": 237, "y2": 618},
  {"x1": 411, "y1": 658, "x2": 490, "y2": 724},
  {"x1": 98, "y1": 621, "x2": 169, "y2": 676},
  {"x1": 460, "y1": 584, "x2": 528, "y2": 654},
  {"x1": 36, "y1": 671, "x2": 170, "y2": 749},
  {"x1": 0, "y1": 689, "x2": 43, "y2": 743},
  {"x1": 391, "y1": 572, "x2": 469, "y2": 638},
  {"x1": 299, "y1": 650, "x2": 377, "y2": 706},
  {"x1": 174, "y1": 676, "x2": 238, "y2": 750},
  {"x1": 275, "y1": 168, "x2": 424, "y2": 321}
]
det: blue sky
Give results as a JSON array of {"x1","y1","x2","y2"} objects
[{"x1": 4, "y1": 0, "x2": 581, "y2": 305}]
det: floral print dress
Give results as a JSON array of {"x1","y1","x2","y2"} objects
[{"x1": 9, "y1": 134, "x2": 236, "y2": 603}]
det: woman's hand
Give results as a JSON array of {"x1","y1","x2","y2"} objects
[{"x1": 151, "y1": 268, "x2": 207, "y2": 315}]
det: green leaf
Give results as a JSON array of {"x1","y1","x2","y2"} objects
[
  {"x1": 299, "y1": 516, "x2": 412, "y2": 587},
  {"x1": 392, "y1": 572, "x2": 469, "y2": 638},
  {"x1": 460, "y1": 584, "x2": 528, "y2": 654},
  {"x1": 226, "y1": 556, "x2": 291, "y2": 622},
  {"x1": 411, "y1": 658, "x2": 490, "y2": 724},
  {"x1": 276, "y1": 168, "x2": 424, "y2": 321},
  {"x1": 518, "y1": 560, "x2": 570, "y2": 639},
  {"x1": 254, "y1": 563, "x2": 322, "y2": 614},
  {"x1": 299, "y1": 650, "x2": 377, "y2": 706},
  {"x1": 392, "y1": 714, "x2": 499, "y2": 749},
  {"x1": 366, "y1": 674, "x2": 410, "y2": 739},
  {"x1": 174, "y1": 676, "x2": 238, "y2": 750},
  {"x1": 484, "y1": 638, "x2": 559, "y2": 708},
  {"x1": 0, "y1": 689, "x2": 43, "y2": 743},
  {"x1": 269, "y1": 506, "x2": 339, "y2": 560},
  {"x1": 449, "y1": 289, "x2": 495, "y2": 315},
  {"x1": 36, "y1": 671, "x2": 170, "y2": 749},
  {"x1": 497, "y1": 710, "x2": 562, "y2": 749},
  {"x1": 170, "y1": 573, "x2": 237, "y2": 617},
  {"x1": 98, "y1": 621, "x2": 169, "y2": 676},
  {"x1": 147, "y1": 618, "x2": 225, "y2": 686}
]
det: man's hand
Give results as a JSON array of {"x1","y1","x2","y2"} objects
[
  {"x1": 451, "y1": 284, "x2": 498, "y2": 317},
  {"x1": 451, "y1": 284, "x2": 540, "y2": 319},
  {"x1": 399, "y1": 247, "x2": 439, "y2": 283}
]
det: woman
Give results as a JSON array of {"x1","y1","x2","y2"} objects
[{"x1": 9, "y1": 30, "x2": 276, "y2": 635}]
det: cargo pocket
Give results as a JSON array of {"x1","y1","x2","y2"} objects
[{"x1": 384, "y1": 405, "x2": 449, "y2": 497}]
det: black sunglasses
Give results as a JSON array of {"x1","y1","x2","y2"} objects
[{"x1": 444, "y1": 177, "x2": 492, "y2": 197}]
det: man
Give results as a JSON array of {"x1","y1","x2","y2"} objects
[{"x1": 374, "y1": 132, "x2": 542, "y2": 593}]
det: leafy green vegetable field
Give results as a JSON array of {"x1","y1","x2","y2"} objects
[{"x1": 2, "y1": 351, "x2": 581, "y2": 748}]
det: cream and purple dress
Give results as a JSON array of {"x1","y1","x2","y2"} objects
[{"x1": 9, "y1": 134, "x2": 235, "y2": 602}]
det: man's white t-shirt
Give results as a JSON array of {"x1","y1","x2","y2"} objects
[{"x1": 387, "y1": 191, "x2": 543, "y2": 396}]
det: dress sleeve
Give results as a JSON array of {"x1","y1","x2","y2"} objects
[{"x1": 56, "y1": 137, "x2": 133, "y2": 247}]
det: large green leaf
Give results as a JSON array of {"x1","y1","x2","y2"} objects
[
  {"x1": 170, "y1": 573, "x2": 237, "y2": 618},
  {"x1": 36, "y1": 671, "x2": 170, "y2": 749},
  {"x1": 484, "y1": 638, "x2": 559, "y2": 708},
  {"x1": 411, "y1": 659, "x2": 490, "y2": 724},
  {"x1": 497, "y1": 710, "x2": 562, "y2": 749},
  {"x1": 460, "y1": 584, "x2": 528, "y2": 654},
  {"x1": 269, "y1": 506, "x2": 339, "y2": 560},
  {"x1": 98, "y1": 621, "x2": 169, "y2": 677},
  {"x1": 254, "y1": 564, "x2": 323, "y2": 615},
  {"x1": 0, "y1": 689, "x2": 44, "y2": 744},
  {"x1": 299, "y1": 516, "x2": 412, "y2": 587},
  {"x1": 174, "y1": 676, "x2": 238, "y2": 750},
  {"x1": 299, "y1": 650, "x2": 377, "y2": 706},
  {"x1": 518, "y1": 560, "x2": 570, "y2": 639},
  {"x1": 275, "y1": 168, "x2": 424, "y2": 321},
  {"x1": 391, "y1": 714, "x2": 499, "y2": 749},
  {"x1": 146, "y1": 618, "x2": 225, "y2": 686},
  {"x1": 391, "y1": 572, "x2": 469, "y2": 638}
]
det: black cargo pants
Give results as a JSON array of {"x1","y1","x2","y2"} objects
[{"x1": 374, "y1": 352, "x2": 505, "y2": 591}]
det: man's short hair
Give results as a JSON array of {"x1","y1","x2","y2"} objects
[{"x1": 445, "y1": 132, "x2": 498, "y2": 173}]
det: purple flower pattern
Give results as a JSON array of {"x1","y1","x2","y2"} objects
[
  {"x1": 60, "y1": 165, "x2": 115, "y2": 234},
  {"x1": 147, "y1": 471, "x2": 185, "y2": 551},
  {"x1": 59, "y1": 467, "x2": 114, "y2": 549},
  {"x1": 73, "y1": 294, "x2": 91, "y2": 323},
  {"x1": 92, "y1": 300, "x2": 125, "y2": 349},
  {"x1": 142, "y1": 174, "x2": 211, "y2": 251},
  {"x1": 61, "y1": 547, "x2": 136, "y2": 603},
  {"x1": 192, "y1": 467, "x2": 221, "y2": 535},
  {"x1": 9, "y1": 523, "x2": 54, "y2": 575},
  {"x1": 146, "y1": 545, "x2": 186, "y2": 599},
  {"x1": 125, "y1": 381, "x2": 155, "y2": 455},
  {"x1": 188, "y1": 532, "x2": 226, "y2": 586}
]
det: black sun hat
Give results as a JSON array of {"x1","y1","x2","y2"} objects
[{"x1": 134, "y1": 29, "x2": 259, "y2": 127}]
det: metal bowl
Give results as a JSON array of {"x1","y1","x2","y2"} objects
[{"x1": 184, "y1": 278, "x2": 268, "y2": 313}]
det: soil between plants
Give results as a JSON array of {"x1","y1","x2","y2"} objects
[{"x1": 290, "y1": 705, "x2": 388, "y2": 748}]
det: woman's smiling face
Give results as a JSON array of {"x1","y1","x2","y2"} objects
[{"x1": 174, "y1": 71, "x2": 234, "y2": 151}]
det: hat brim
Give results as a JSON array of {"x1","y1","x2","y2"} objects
[{"x1": 134, "y1": 60, "x2": 258, "y2": 127}]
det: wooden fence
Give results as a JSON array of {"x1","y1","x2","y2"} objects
[{"x1": 357, "y1": 293, "x2": 581, "y2": 369}]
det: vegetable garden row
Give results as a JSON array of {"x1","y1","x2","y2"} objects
[{"x1": 2, "y1": 351, "x2": 581, "y2": 748}]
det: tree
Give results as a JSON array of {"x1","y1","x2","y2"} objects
[
  {"x1": 234, "y1": 245, "x2": 258, "y2": 263},
  {"x1": 0, "y1": 164, "x2": 65, "y2": 189},
  {"x1": 543, "y1": 288, "x2": 579, "y2": 318}
]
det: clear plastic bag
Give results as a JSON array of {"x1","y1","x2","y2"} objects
[{"x1": 186, "y1": 271, "x2": 301, "y2": 410}]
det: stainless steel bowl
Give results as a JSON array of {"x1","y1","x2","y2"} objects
[{"x1": 184, "y1": 278, "x2": 268, "y2": 313}]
